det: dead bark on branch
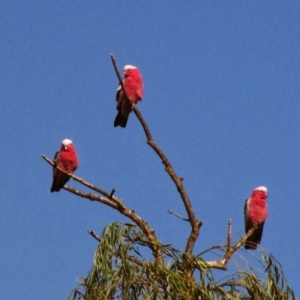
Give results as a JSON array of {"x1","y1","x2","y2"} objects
[
  {"x1": 110, "y1": 54, "x2": 202, "y2": 257},
  {"x1": 42, "y1": 154, "x2": 262, "y2": 273},
  {"x1": 227, "y1": 219, "x2": 232, "y2": 250},
  {"x1": 42, "y1": 154, "x2": 163, "y2": 265},
  {"x1": 88, "y1": 230, "x2": 102, "y2": 242}
]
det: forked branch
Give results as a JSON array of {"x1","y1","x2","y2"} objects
[
  {"x1": 42, "y1": 155, "x2": 163, "y2": 265},
  {"x1": 110, "y1": 54, "x2": 202, "y2": 256},
  {"x1": 200, "y1": 225, "x2": 259, "y2": 270}
]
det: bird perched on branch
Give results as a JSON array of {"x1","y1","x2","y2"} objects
[
  {"x1": 244, "y1": 186, "x2": 268, "y2": 249},
  {"x1": 114, "y1": 65, "x2": 143, "y2": 128},
  {"x1": 51, "y1": 139, "x2": 79, "y2": 193}
]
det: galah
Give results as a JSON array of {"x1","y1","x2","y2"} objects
[
  {"x1": 51, "y1": 139, "x2": 79, "y2": 193},
  {"x1": 114, "y1": 65, "x2": 144, "y2": 128},
  {"x1": 244, "y1": 186, "x2": 268, "y2": 249}
]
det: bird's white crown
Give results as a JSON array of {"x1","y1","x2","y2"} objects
[
  {"x1": 254, "y1": 186, "x2": 268, "y2": 193},
  {"x1": 124, "y1": 65, "x2": 137, "y2": 70},
  {"x1": 62, "y1": 139, "x2": 73, "y2": 146}
]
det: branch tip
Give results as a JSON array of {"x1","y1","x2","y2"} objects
[
  {"x1": 42, "y1": 153, "x2": 163, "y2": 265},
  {"x1": 167, "y1": 210, "x2": 189, "y2": 222},
  {"x1": 110, "y1": 56, "x2": 201, "y2": 258},
  {"x1": 88, "y1": 230, "x2": 102, "y2": 243},
  {"x1": 109, "y1": 188, "x2": 116, "y2": 198}
]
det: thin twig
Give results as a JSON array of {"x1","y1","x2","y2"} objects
[
  {"x1": 110, "y1": 54, "x2": 202, "y2": 257},
  {"x1": 196, "y1": 245, "x2": 225, "y2": 257},
  {"x1": 167, "y1": 210, "x2": 189, "y2": 222},
  {"x1": 110, "y1": 189, "x2": 116, "y2": 198},
  {"x1": 88, "y1": 230, "x2": 101, "y2": 243},
  {"x1": 227, "y1": 219, "x2": 232, "y2": 249}
]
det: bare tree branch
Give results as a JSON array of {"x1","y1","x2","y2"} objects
[
  {"x1": 42, "y1": 154, "x2": 164, "y2": 265},
  {"x1": 42, "y1": 155, "x2": 115, "y2": 200},
  {"x1": 110, "y1": 54, "x2": 202, "y2": 257},
  {"x1": 88, "y1": 230, "x2": 101, "y2": 243},
  {"x1": 227, "y1": 219, "x2": 232, "y2": 250}
]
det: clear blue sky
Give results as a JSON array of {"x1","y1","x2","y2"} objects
[{"x1": 1, "y1": 1, "x2": 299, "y2": 298}]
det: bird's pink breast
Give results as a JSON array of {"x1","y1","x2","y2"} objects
[
  {"x1": 248, "y1": 197, "x2": 268, "y2": 224},
  {"x1": 124, "y1": 71, "x2": 143, "y2": 103},
  {"x1": 59, "y1": 150, "x2": 78, "y2": 173}
]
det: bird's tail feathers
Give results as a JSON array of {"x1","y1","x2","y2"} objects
[
  {"x1": 114, "y1": 113, "x2": 128, "y2": 128},
  {"x1": 245, "y1": 226, "x2": 264, "y2": 250}
]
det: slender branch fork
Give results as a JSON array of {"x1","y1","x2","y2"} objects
[
  {"x1": 110, "y1": 54, "x2": 202, "y2": 256},
  {"x1": 41, "y1": 155, "x2": 163, "y2": 265},
  {"x1": 196, "y1": 221, "x2": 260, "y2": 271},
  {"x1": 42, "y1": 154, "x2": 256, "y2": 272},
  {"x1": 112, "y1": 57, "x2": 260, "y2": 271}
]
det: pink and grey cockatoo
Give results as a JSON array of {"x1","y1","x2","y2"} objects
[
  {"x1": 244, "y1": 186, "x2": 268, "y2": 249},
  {"x1": 51, "y1": 139, "x2": 79, "y2": 193},
  {"x1": 114, "y1": 65, "x2": 144, "y2": 128}
]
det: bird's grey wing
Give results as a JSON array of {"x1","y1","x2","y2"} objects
[
  {"x1": 244, "y1": 198, "x2": 251, "y2": 233},
  {"x1": 51, "y1": 151, "x2": 70, "y2": 192}
]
